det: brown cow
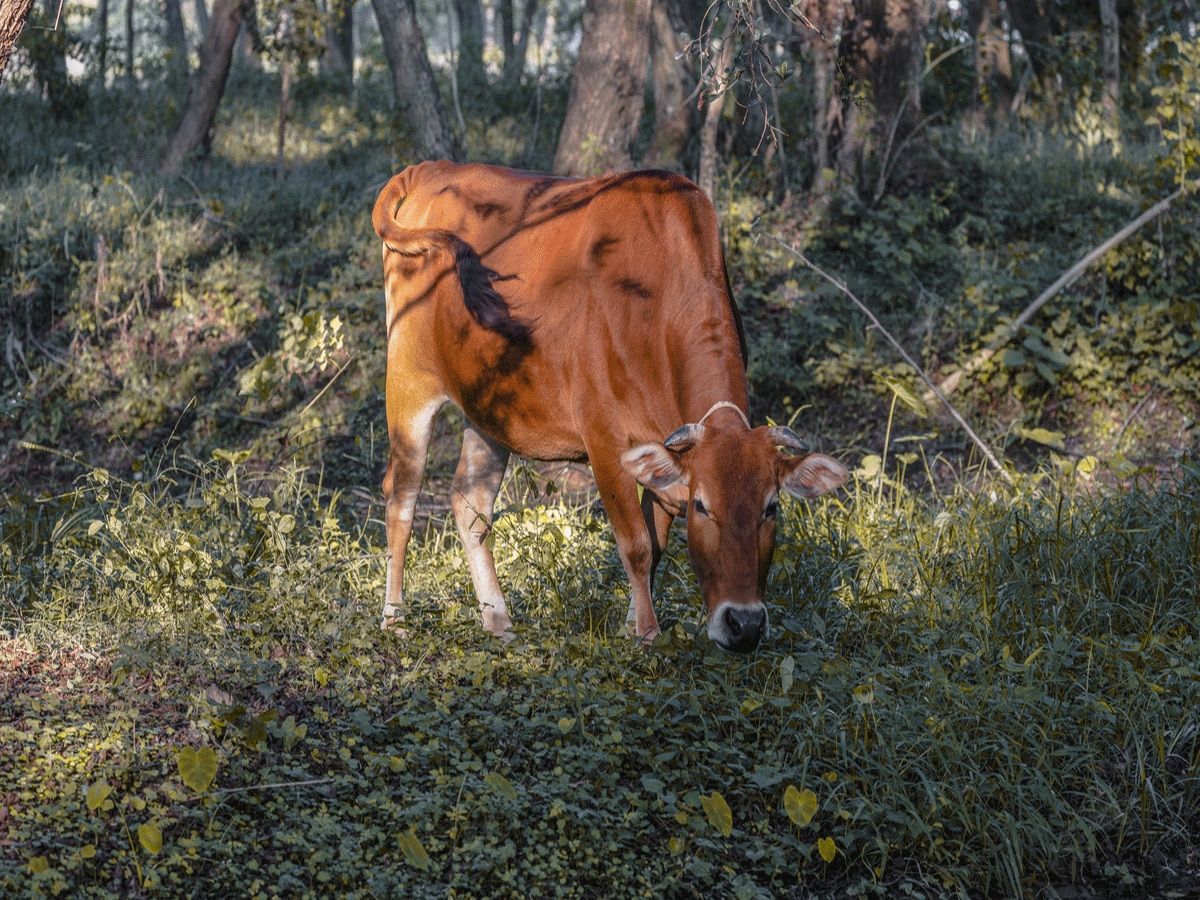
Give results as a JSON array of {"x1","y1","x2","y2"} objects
[{"x1": 373, "y1": 160, "x2": 848, "y2": 653}]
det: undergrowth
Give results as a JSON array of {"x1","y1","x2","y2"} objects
[{"x1": 2, "y1": 450, "x2": 1198, "y2": 898}]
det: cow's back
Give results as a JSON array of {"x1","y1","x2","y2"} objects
[{"x1": 381, "y1": 162, "x2": 747, "y2": 458}]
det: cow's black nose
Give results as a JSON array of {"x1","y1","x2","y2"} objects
[{"x1": 720, "y1": 604, "x2": 766, "y2": 653}]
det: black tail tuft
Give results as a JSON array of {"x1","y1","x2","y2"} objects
[{"x1": 452, "y1": 239, "x2": 531, "y2": 343}]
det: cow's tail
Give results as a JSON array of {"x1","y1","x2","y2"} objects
[{"x1": 373, "y1": 173, "x2": 530, "y2": 343}]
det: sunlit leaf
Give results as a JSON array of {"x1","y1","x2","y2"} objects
[
  {"x1": 818, "y1": 836, "x2": 837, "y2": 862},
  {"x1": 177, "y1": 746, "x2": 218, "y2": 793},
  {"x1": 28, "y1": 856, "x2": 50, "y2": 874},
  {"x1": 398, "y1": 828, "x2": 432, "y2": 871},
  {"x1": 783, "y1": 785, "x2": 818, "y2": 827},
  {"x1": 701, "y1": 791, "x2": 733, "y2": 837},
  {"x1": 85, "y1": 779, "x2": 113, "y2": 811},
  {"x1": 780, "y1": 655, "x2": 795, "y2": 694},
  {"x1": 883, "y1": 377, "x2": 928, "y2": 417},
  {"x1": 138, "y1": 822, "x2": 162, "y2": 854}
]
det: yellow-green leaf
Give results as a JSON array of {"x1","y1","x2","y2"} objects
[
  {"x1": 138, "y1": 822, "x2": 162, "y2": 855},
  {"x1": 79, "y1": 844, "x2": 96, "y2": 860},
  {"x1": 701, "y1": 791, "x2": 733, "y2": 837},
  {"x1": 398, "y1": 828, "x2": 432, "y2": 870},
  {"x1": 883, "y1": 377, "x2": 928, "y2": 418},
  {"x1": 85, "y1": 779, "x2": 113, "y2": 811},
  {"x1": 852, "y1": 683, "x2": 875, "y2": 705},
  {"x1": 818, "y1": 835, "x2": 837, "y2": 863},
  {"x1": 177, "y1": 746, "x2": 218, "y2": 794},
  {"x1": 28, "y1": 856, "x2": 50, "y2": 874},
  {"x1": 483, "y1": 772, "x2": 518, "y2": 801},
  {"x1": 783, "y1": 785, "x2": 818, "y2": 827}
]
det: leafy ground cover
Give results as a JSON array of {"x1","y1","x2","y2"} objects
[{"x1": 2, "y1": 451, "x2": 1199, "y2": 898}]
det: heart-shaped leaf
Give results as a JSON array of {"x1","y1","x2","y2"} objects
[
  {"x1": 783, "y1": 785, "x2": 818, "y2": 827},
  {"x1": 177, "y1": 746, "x2": 218, "y2": 794}
]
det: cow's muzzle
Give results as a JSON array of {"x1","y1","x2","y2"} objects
[{"x1": 710, "y1": 601, "x2": 768, "y2": 653}]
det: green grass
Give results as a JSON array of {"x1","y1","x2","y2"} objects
[{"x1": 2, "y1": 451, "x2": 1197, "y2": 898}]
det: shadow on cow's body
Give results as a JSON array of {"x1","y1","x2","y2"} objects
[{"x1": 374, "y1": 160, "x2": 848, "y2": 653}]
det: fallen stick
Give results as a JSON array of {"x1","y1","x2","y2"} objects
[
  {"x1": 766, "y1": 234, "x2": 1016, "y2": 487},
  {"x1": 928, "y1": 183, "x2": 1195, "y2": 403}
]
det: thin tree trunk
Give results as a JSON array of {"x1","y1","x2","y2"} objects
[
  {"x1": 553, "y1": 0, "x2": 652, "y2": 176},
  {"x1": 501, "y1": 0, "x2": 536, "y2": 88},
  {"x1": 163, "y1": 0, "x2": 190, "y2": 88},
  {"x1": 277, "y1": 59, "x2": 290, "y2": 179},
  {"x1": 161, "y1": 0, "x2": 245, "y2": 172},
  {"x1": 1099, "y1": 0, "x2": 1119, "y2": 136},
  {"x1": 94, "y1": 0, "x2": 110, "y2": 84},
  {"x1": 194, "y1": 0, "x2": 208, "y2": 36},
  {"x1": 697, "y1": 14, "x2": 733, "y2": 201},
  {"x1": 322, "y1": 0, "x2": 353, "y2": 85},
  {"x1": 124, "y1": 0, "x2": 135, "y2": 84},
  {"x1": 452, "y1": 0, "x2": 484, "y2": 105},
  {"x1": 371, "y1": 0, "x2": 461, "y2": 160},
  {"x1": 0, "y1": 0, "x2": 36, "y2": 86}
]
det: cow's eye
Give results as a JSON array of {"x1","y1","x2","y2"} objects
[
  {"x1": 692, "y1": 497, "x2": 708, "y2": 517},
  {"x1": 763, "y1": 499, "x2": 780, "y2": 520}
]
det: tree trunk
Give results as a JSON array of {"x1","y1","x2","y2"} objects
[
  {"x1": 0, "y1": 0, "x2": 36, "y2": 86},
  {"x1": 94, "y1": 0, "x2": 110, "y2": 84},
  {"x1": 322, "y1": 0, "x2": 354, "y2": 85},
  {"x1": 553, "y1": 0, "x2": 652, "y2": 176},
  {"x1": 1004, "y1": 0, "x2": 1053, "y2": 81},
  {"x1": 833, "y1": 0, "x2": 931, "y2": 198},
  {"x1": 452, "y1": 0, "x2": 485, "y2": 105},
  {"x1": 194, "y1": 0, "x2": 209, "y2": 36},
  {"x1": 1098, "y1": 0, "x2": 1119, "y2": 136},
  {"x1": 163, "y1": 0, "x2": 191, "y2": 89},
  {"x1": 642, "y1": 0, "x2": 696, "y2": 171},
  {"x1": 500, "y1": 0, "x2": 536, "y2": 88},
  {"x1": 371, "y1": 0, "x2": 461, "y2": 160},
  {"x1": 965, "y1": 0, "x2": 1012, "y2": 119},
  {"x1": 124, "y1": 0, "x2": 135, "y2": 84},
  {"x1": 161, "y1": 0, "x2": 245, "y2": 172},
  {"x1": 696, "y1": 13, "x2": 733, "y2": 200}
]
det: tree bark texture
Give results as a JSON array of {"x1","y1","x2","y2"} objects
[
  {"x1": 553, "y1": 0, "x2": 652, "y2": 176},
  {"x1": 161, "y1": 0, "x2": 246, "y2": 172},
  {"x1": 322, "y1": 0, "x2": 354, "y2": 85},
  {"x1": 1099, "y1": 0, "x2": 1119, "y2": 133},
  {"x1": 0, "y1": 0, "x2": 36, "y2": 86},
  {"x1": 163, "y1": 0, "x2": 192, "y2": 88},
  {"x1": 452, "y1": 0, "x2": 485, "y2": 105},
  {"x1": 371, "y1": 0, "x2": 461, "y2": 161},
  {"x1": 642, "y1": 0, "x2": 696, "y2": 170}
]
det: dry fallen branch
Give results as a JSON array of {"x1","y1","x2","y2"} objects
[
  {"x1": 765, "y1": 233, "x2": 1017, "y2": 487},
  {"x1": 929, "y1": 182, "x2": 1197, "y2": 403}
]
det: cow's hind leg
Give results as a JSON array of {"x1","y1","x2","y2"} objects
[
  {"x1": 451, "y1": 422, "x2": 513, "y2": 637},
  {"x1": 382, "y1": 400, "x2": 442, "y2": 630}
]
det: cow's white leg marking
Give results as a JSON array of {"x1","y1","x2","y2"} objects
[
  {"x1": 452, "y1": 422, "x2": 513, "y2": 638},
  {"x1": 382, "y1": 399, "x2": 442, "y2": 631}
]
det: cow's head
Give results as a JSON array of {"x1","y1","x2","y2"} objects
[{"x1": 621, "y1": 425, "x2": 848, "y2": 653}]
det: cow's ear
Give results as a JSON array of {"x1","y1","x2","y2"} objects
[
  {"x1": 779, "y1": 453, "x2": 850, "y2": 499},
  {"x1": 621, "y1": 443, "x2": 690, "y2": 508}
]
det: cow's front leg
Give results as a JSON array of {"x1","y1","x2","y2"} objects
[
  {"x1": 626, "y1": 489, "x2": 674, "y2": 636},
  {"x1": 591, "y1": 458, "x2": 660, "y2": 645},
  {"x1": 451, "y1": 422, "x2": 513, "y2": 638},
  {"x1": 382, "y1": 400, "x2": 441, "y2": 631}
]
